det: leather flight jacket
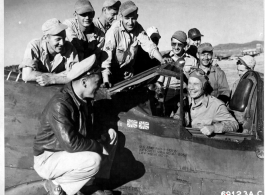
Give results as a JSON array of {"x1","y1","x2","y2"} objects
[{"x1": 33, "y1": 83, "x2": 102, "y2": 156}]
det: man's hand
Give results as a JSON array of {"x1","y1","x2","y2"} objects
[
  {"x1": 108, "y1": 128, "x2": 117, "y2": 144},
  {"x1": 162, "y1": 57, "x2": 173, "y2": 64},
  {"x1": 36, "y1": 73, "x2": 55, "y2": 86},
  {"x1": 200, "y1": 126, "x2": 215, "y2": 136},
  {"x1": 101, "y1": 82, "x2": 112, "y2": 88},
  {"x1": 124, "y1": 71, "x2": 133, "y2": 79}
]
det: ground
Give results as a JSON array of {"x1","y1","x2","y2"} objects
[{"x1": 217, "y1": 53, "x2": 264, "y2": 89}]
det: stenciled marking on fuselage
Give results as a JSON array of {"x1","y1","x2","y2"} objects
[
  {"x1": 117, "y1": 186, "x2": 142, "y2": 194},
  {"x1": 118, "y1": 119, "x2": 150, "y2": 130},
  {"x1": 139, "y1": 145, "x2": 187, "y2": 158}
]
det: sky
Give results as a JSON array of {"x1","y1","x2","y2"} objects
[{"x1": 3, "y1": 0, "x2": 264, "y2": 66}]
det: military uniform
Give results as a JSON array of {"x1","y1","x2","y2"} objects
[
  {"x1": 199, "y1": 64, "x2": 230, "y2": 99},
  {"x1": 101, "y1": 20, "x2": 158, "y2": 84},
  {"x1": 19, "y1": 38, "x2": 79, "y2": 73},
  {"x1": 63, "y1": 18, "x2": 105, "y2": 61},
  {"x1": 188, "y1": 95, "x2": 239, "y2": 133},
  {"x1": 93, "y1": 18, "x2": 110, "y2": 35}
]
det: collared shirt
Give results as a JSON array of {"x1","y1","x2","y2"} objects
[
  {"x1": 101, "y1": 20, "x2": 158, "y2": 83},
  {"x1": 189, "y1": 95, "x2": 238, "y2": 133},
  {"x1": 93, "y1": 18, "x2": 111, "y2": 35},
  {"x1": 19, "y1": 38, "x2": 79, "y2": 73},
  {"x1": 158, "y1": 51, "x2": 197, "y2": 89},
  {"x1": 63, "y1": 18, "x2": 105, "y2": 61},
  {"x1": 199, "y1": 64, "x2": 230, "y2": 98},
  {"x1": 230, "y1": 78, "x2": 239, "y2": 97}
]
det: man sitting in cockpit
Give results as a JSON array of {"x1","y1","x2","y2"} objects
[{"x1": 173, "y1": 68, "x2": 239, "y2": 136}]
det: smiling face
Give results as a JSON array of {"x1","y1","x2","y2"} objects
[
  {"x1": 171, "y1": 38, "x2": 185, "y2": 56},
  {"x1": 104, "y1": 7, "x2": 119, "y2": 25},
  {"x1": 47, "y1": 31, "x2": 66, "y2": 54},
  {"x1": 188, "y1": 77, "x2": 204, "y2": 99},
  {"x1": 121, "y1": 11, "x2": 138, "y2": 32},
  {"x1": 82, "y1": 73, "x2": 102, "y2": 98},
  {"x1": 75, "y1": 11, "x2": 94, "y2": 28},
  {"x1": 198, "y1": 51, "x2": 213, "y2": 67}
]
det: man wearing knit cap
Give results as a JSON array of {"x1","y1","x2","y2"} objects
[
  {"x1": 101, "y1": 0, "x2": 166, "y2": 87},
  {"x1": 186, "y1": 28, "x2": 203, "y2": 59},
  {"x1": 173, "y1": 68, "x2": 239, "y2": 136},
  {"x1": 19, "y1": 18, "x2": 79, "y2": 86},
  {"x1": 197, "y1": 42, "x2": 230, "y2": 103},
  {"x1": 33, "y1": 54, "x2": 117, "y2": 195},
  {"x1": 94, "y1": 0, "x2": 121, "y2": 35},
  {"x1": 230, "y1": 55, "x2": 256, "y2": 97},
  {"x1": 63, "y1": 0, "x2": 105, "y2": 61},
  {"x1": 157, "y1": 30, "x2": 197, "y2": 116}
]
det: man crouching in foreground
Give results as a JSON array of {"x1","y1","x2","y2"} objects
[{"x1": 33, "y1": 54, "x2": 117, "y2": 195}]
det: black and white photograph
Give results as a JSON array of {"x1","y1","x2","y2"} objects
[{"x1": 3, "y1": 0, "x2": 264, "y2": 194}]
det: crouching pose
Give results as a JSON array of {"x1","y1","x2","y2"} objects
[
  {"x1": 33, "y1": 55, "x2": 117, "y2": 195},
  {"x1": 173, "y1": 68, "x2": 239, "y2": 136}
]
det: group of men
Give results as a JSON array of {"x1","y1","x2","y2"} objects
[{"x1": 18, "y1": 0, "x2": 257, "y2": 194}]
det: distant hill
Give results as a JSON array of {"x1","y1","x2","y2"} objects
[{"x1": 214, "y1": 40, "x2": 264, "y2": 51}]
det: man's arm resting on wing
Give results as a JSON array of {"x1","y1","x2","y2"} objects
[{"x1": 22, "y1": 67, "x2": 71, "y2": 86}]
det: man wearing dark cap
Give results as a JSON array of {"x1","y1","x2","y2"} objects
[
  {"x1": 63, "y1": 0, "x2": 105, "y2": 61},
  {"x1": 157, "y1": 30, "x2": 197, "y2": 116},
  {"x1": 94, "y1": 0, "x2": 121, "y2": 35},
  {"x1": 197, "y1": 43, "x2": 230, "y2": 103},
  {"x1": 33, "y1": 54, "x2": 117, "y2": 195},
  {"x1": 186, "y1": 28, "x2": 203, "y2": 59},
  {"x1": 19, "y1": 18, "x2": 79, "y2": 86},
  {"x1": 101, "y1": 0, "x2": 165, "y2": 87},
  {"x1": 173, "y1": 68, "x2": 238, "y2": 136}
]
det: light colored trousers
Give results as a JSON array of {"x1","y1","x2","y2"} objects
[{"x1": 34, "y1": 137, "x2": 117, "y2": 195}]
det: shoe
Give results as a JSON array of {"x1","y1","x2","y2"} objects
[{"x1": 44, "y1": 180, "x2": 66, "y2": 195}]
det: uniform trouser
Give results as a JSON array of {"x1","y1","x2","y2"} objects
[{"x1": 34, "y1": 137, "x2": 118, "y2": 195}]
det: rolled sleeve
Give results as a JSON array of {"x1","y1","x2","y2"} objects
[
  {"x1": 137, "y1": 31, "x2": 157, "y2": 59},
  {"x1": 213, "y1": 104, "x2": 239, "y2": 133},
  {"x1": 19, "y1": 40, "x2": 40, "y2": 71}
]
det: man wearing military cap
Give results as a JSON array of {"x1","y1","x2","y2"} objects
[
  {"x1": 19, "y1": 18, "x2": 79, "y2": 86},
  {"x1": 157, "y1": 30, "x2": 197, "y2": 116},
  {"x1": 63, "y1": 0, "x2": 105, "y2": 61},
  {"x1": 101, "y1": 0, "x2": 166, "y2": 87},
  {"x1": 94, "y1": 0, "x2": 121, "y2": 35},
  {"x1": 197, "y1": 42, "x2": 230, "y2": 103},
  {"x1": 33, "y1": 54, "x2": 117, "y2": 195},
  {"x1": 186, "y1": 28, "x2": 203, "y2": 59},
  {"x1": 173, "y1": 68, "x2": 238, "y2": 136}
]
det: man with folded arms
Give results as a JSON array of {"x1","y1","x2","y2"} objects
[
  {"x1": 33, "y1": 55, "x2": 117, "y2": 195},
  {"x1": 19, "y1": 18, "x2": 79, "y2": 86},
  {"x1": 101, "y1": 0, "x2": 165, "y2": 87},
  {"x1": 196, "y1": 43, "x2": 230, "y2": 103},
  {"x1": 64, "y1": 0, "x2": 105, "y2": 61}
]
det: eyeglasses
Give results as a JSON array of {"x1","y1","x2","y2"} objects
[
  {"x1": 77, "y1": 11, "x2": 95, "y2": 18},
  {"x1": 171, "y1": 42, "x2": 184, "y2": 47},
  {"x1": 189, "y1": 68, "x2": 206, "y2": 76}
]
